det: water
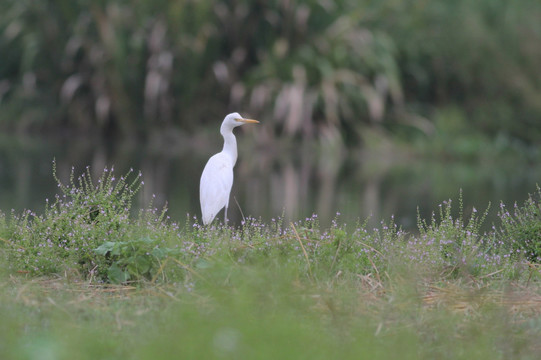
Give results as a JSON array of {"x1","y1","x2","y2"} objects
[{"x1": 0, "y1": 133, "x2": 539, "y2": 231}]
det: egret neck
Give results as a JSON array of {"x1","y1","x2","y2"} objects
[{"x1": 220, "y1": 122, "x2": 238, "y2": 167}]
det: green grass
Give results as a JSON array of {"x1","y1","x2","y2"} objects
[
  {"x1": 1, "y1": 261, "x2": 540, "y2": 359},
  {"x1": 1, "y1": 167, "x2": 541, "y2": 359}
]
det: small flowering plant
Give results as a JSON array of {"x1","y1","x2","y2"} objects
[
  {"x1": 412, "y1": 191, "x2": 493, "y2": 275},
  {"x1": 94, "y1": 236, "x2": 181, "y2": 283},
  {"x1": 498, "y1": 186, "x2": 541, "y2": 262},
  {"x1": 7, "y1": 162, "x2": 144, "y2": 280},
  {"x1": 3, "y1": 160, "x2": 540, "y2": 287}
]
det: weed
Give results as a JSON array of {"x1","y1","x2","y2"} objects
[
  {"x1": 498, "y1": 186, "x2": 541, "y2": 262},
  {"x1": 0, "y1": 164, "x2": 537, "y2": 289},
  {"x1": 415, "y1": 191, "x2": 493, "y2": 276},
  {"x1": 2, "y1": 166, "x2": 541, "y2": 358},
  {"x1": 6, "y1": 162, "x2": 143, "y2": 280}
]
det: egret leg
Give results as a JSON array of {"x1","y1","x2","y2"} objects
[{"x1": 224, "y1": 206, "x2": 229, "y2": 224}]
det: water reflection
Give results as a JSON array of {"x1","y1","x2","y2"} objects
[{"x1": 0, "y1": 133, "x2": 539, "y2": 230}]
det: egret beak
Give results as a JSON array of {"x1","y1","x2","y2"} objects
[{"x1": 235, "y1": 118, "x2": 259, "y2": 124}]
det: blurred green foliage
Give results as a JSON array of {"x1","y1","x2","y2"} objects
[{"x1": 0, "y1": 0, "x2": 540, "y2": 145}]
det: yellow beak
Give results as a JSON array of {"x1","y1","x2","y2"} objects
[{"x1": 235, "y1": 118, "x2": 259, "y2": 124}]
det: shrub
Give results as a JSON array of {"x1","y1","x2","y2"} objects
[
  {"x1": 414, "y1": 192, "x2": 493, "y2": 274},
  {"x1": 94, "y1": 235, "x2": 180, "y2": 283},
  {"x1": 2, "y1": 161, "x2": 539, "y2": 285},
  {"x1": 498, "y1": 186, "x2": 541, "y2": 262},
  {"x1": 6, "y1": 162, "x2": 143, "y2": 280}
]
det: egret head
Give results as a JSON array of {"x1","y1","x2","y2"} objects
[{"x1": 221, "y1": 112, "x2": 259, "y2": 133}]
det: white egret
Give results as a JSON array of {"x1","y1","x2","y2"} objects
[{"x1": 200, "y1": 112, "x2": 259, "y2": 225}]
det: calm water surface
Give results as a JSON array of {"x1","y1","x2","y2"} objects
[{"x1": 0, "y1": 133, "x2": 539, "y2": 231}]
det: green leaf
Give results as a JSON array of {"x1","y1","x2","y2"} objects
[
  {"x1": 94, "y1": 242, "x2": 117, "y2": 256},
  {"x1": 195, "y1": 259, "x2": 212, "y2": 270},
  {"x1": 151, "y1": 247, "x2": 167, "y2": 259},
  {"x1": 107, "y1": 264, "x2": 130, "y2": 284},
  {"x1": 128, "y1": 255, "x2": 151, "y2": 275}
]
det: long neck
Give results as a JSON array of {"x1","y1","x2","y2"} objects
[{"x1": 221, "y1": 127, "x2": 238, "y2": 166}]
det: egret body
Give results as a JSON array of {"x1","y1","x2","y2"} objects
[{"x1": 199, "y1": 112, "x2": 259, "y2": 225}]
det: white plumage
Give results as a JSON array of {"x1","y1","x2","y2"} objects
[{"x1": 200, "y1": 112, "x2": 259, "y2": 225}]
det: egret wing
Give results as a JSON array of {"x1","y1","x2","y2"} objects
[{"x1": 200, "y1": 153, "x2": 234, "y2": 224}]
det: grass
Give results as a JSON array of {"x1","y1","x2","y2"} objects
[{"x1": 1, "y1": 166, "x2": 541, "y2": 359}]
